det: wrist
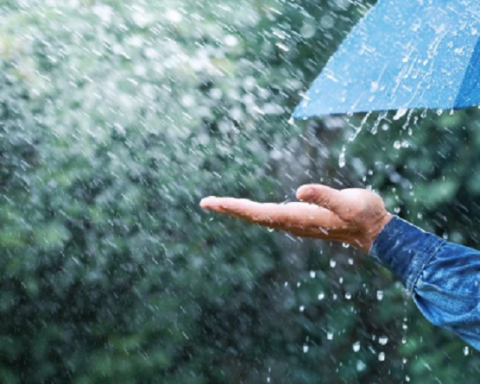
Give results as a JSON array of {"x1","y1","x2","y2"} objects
[{"x1": 355, "y1": 212, "x2": 393, "y2": 253}]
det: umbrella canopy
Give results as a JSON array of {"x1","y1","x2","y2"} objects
[{"x1": 293, "y1": 0, "x2": 480, "y2": 119}]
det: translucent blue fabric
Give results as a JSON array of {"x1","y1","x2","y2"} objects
[
  {"x1": 371, "y1": 217, "x2": 480, "y2": 351},
  {"x1": 293, "y1": 0, "x2": 480, "y2": 118}
]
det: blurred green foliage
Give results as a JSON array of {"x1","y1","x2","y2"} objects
[{"x1": 0, "y1": 0, "x2": 479, "y2": 383}]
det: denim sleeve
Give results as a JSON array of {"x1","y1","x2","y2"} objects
[{"x1": 370, "y1": 216, "x2": 480, "y2": 351}]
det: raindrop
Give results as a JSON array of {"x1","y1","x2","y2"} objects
[
  {"x1": 464, "y1": 346, "x2": 470, "y2": 356},
  {"x1": 345, "y1": 292, "x2": 352, "y2": 300},
  {"x1": 376, "y1": 290, "x2": 384, "y2": 301},
  {"x1": 299, "y1": 306, "x2": 305, "y2": 312},
  {"x1": 356, "y1": 360, "x2": 366, "y2": 372},
  {"x1": 276, "y1": 43, "x2": 290, "y2": 52},
  {"x1": 379, "y1": 336, "x2": 388, "y2": 345},
  {"x1": 378, "y1": 352, "x2": 385, "y2": 362},
  {"x1": 330, "y1": 259, "x2": 337, "y2": 268},
  {"x1": 318, "y1": 293, "x2": 325, "y2": 300},
  {"x1": 224, "y1": 35, "x2": 239, "y2": 47},
  {"x1": 303, "y1": 345, "x2": 309, "y2": 353},
  {"x1": 310, "y1": 271, "x2": 316, "y2": 278},
  {"x1": 339, "y1": 145, "x2": 347, "y2": 168},
  {"x1": 327, "y1": 332, "x2": 334, "y2": 340},
  {"x1": 393, "y1": 108, "x2": 408, "y2": 120},
  {"x1": 353, "y1": 341, "x2": 361, "y2": 352},
  {"x1": 342, "y1": 242, "x2": 350, "y2": 248}
]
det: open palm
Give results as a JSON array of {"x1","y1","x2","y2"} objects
[{"x1": 200, "y1": 184, "x2": 392, "y2": 253}]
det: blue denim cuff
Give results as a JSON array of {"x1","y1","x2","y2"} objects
[{"x1": 369, "y1": 216, "x2": 446, "y2": 292}]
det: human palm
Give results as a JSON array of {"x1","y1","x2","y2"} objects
[{"x1": 200, "y1": 184, "x2": 392, "y2": 253}]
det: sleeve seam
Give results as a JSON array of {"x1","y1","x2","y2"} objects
[{"x1": 408, "y1": 240, "x2": 446, "y2": 294}]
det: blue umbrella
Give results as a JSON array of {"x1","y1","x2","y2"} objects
[{"x1": 293, "y1": 0, "x2": 480, "y2": 119}]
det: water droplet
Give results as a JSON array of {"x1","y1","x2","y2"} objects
[
  {"x1": 303, "y1": 345, "x2": 309, "y2": 353},
  {"x1": 330, "y1": 259, "x2": 336, "y2": 268},
  {"x1": 339, "y1": 146, "x2": 347, "y2": 168},
  {"x1": 377, "y1": 290, "x2": 384, "y2": 301},
  {"x1": 393, "y1": 108, "x2": 408, "y2": 120},
  {"x1": 299, "y1": 306, "x2": 305, "y2": 312},
  {"x1": 378, "y1": 352, "x2": 385, "y2": 361},
  {"x1": 224, "y1": 35, "x2": 239, "y2": 47},
  {"x1": 379, "y1": 336, "x2": 388, "y2": 345},
  {"x1": 353, "y1": 341, "x2": 361, "y2": 352},
  {"x1": 342, "y1": 242, "x2": 350, "y2": 248},
  {"x1": 464, "y1": 346, "x2": 470, "y2": 356},
  {"x1": 327, "y1": 332, "x2": 334, "y2": 340},
  {"x1": 310, "y1": 271, "x2": 316, "y2": 278},
  {"x1": 345, "y1": 292, "x2": 352, "y2": 300},
  {"x1": 348, "y1": 258, "x2": 354, "y2": 265},
  {"x1": 318, "y1": 293, "x2": 325, "y2": 300},
  {"x1": 356, "y1": 360, "x2": 366, "y2": 372}
]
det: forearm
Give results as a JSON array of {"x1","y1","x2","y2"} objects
[{"x1": 370, "y1": 217, "x2": 480, "y2": 350}]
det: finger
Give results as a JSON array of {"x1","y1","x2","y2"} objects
[
  {"x1": 201, "y1": 197, "x2": 346, "y2": 229},
  {"x1": 296, "y1": 184, "x2": 345, "y2": 217}
]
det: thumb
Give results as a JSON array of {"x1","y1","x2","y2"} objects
[{"x1": 296, "y1": 184, "x2": 346, "y2": 218}]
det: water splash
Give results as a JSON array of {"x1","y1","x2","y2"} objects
[{"x1": 339, "y1": 112, "x2": 372, "y2": 168}]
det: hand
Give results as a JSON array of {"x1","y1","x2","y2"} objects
[{"x1": 200, "y1": 184, "x2": 393, "y2": 253}]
